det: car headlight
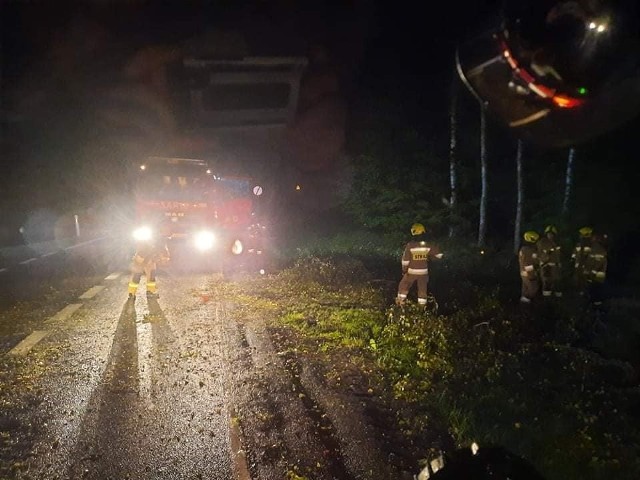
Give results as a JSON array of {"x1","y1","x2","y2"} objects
[
  {"x1": 194, "y1": 230, "x2": 216, "y2": 251},
  {"x1": 133, "y1": 226, "x2": 153, "y2": 242},
  {"x1": 231, "y1": 239, "x2": 243, "y2": 255}
]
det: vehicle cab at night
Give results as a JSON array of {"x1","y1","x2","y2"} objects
[{"x1": 133, "y1": 156, "x2": 267, "y2": 271}]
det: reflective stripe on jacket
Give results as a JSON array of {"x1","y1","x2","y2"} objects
[
  {"x1": 537, "y1": 237, "x2": 561, "y2": 265},
  {"x1": 401, "y1": 240, "x2": 441, "y2": 275}
]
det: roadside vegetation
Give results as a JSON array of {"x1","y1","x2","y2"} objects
[{"x1": 221, "y1": 230, "x2": 640, "y2": 480}]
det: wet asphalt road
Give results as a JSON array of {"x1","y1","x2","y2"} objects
[{"x1": 0, "y1": 239, "x2": 239, "y2": 479}]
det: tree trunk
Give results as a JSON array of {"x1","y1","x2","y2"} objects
[
  {"x1": 562, "y1": 147, "x2": 575, "y2": 216},
  {"x1": 514, "y1": 139, "x2": 524, "y2": 255},
  {"x1": 478, "y1": 108, "x2": 488, "y2": 247},
  {"x1": 448, "y1": 72, "x2": 458, "y2": 238}
]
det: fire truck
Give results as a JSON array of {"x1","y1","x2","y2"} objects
[
  {"x1": 129, "y1": 46, "x2": 307, "y2": 272},
  {"x1": 132, "y1": 155, "x2": 267, "y2": 272}
]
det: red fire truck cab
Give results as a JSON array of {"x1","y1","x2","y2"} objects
[{"x1": 132, "y1": 156, "x2": 267, "y2": 272}]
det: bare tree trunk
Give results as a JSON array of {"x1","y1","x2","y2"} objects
[
  {"x1": 478, "y1": 108, "x2": 488, "y2": 247},
  {"x1": 448, "y1": 72, "x2": 458, "y2": 238},
  {"x1": 561, "y1": 147, "x2": 575, "y2": 217},
  {"x1": 514, "y1": 139, "x2": 524, "y2": 255}
]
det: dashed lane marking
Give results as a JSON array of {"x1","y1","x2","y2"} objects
[
  {"x1": 9, "y1": 330, "x2": 50, "y2": 356},
  {"x1": 19, "y1": 257, "x2": 37, "y2": 265},
  {"x1": 41, "y1": 251, "x2": 59, "y2": 257},
  {"x1": 79, "y1": 285, "x2": 105, "y2": 299},
  {"x1": 104, "y1": 272, "x2": 122, "y2": 281},
  {"x1": 45, "y1": 303, "x2": 83, "y2": 325},
  {"x1": 0, "y1": 268, "x2": 7, "y2": 273}
]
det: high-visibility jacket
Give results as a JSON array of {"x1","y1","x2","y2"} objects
[
  {"x1": 131, "y1": 242, "x2": 170, "y2": 274},
  {"x1": 519, "y1": 244, "x2": 538, "y2": 279},
  {"x1": 401, "y1": 240, "x2": 442, "y2": 275},
  {"x1": 588, "y1": 241, "x2": 607, "y2": 283},
  {"x1": 572, "y1": 238, "x2": 592, "y2": 274},
  {"x1": 537, "y1": 237, "x2": 561, "y2": 266}
]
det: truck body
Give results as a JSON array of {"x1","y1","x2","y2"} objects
[
  {"x1": 132, "y1": 156, "x2": 266, "y2": 270},
  {"x1": 130, "y1": 49, "x2": 307, "y2": 271}
]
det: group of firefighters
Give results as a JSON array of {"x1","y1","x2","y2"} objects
[
  {"x1": 395, "y1": 223, "x2": 608, "y2": 308},
  {"x1": 127, "y1": 222, "x2": 608, "y2": 309},
  {"x1": 518, "y1": 225, "x2": 608, "y2": 305}
]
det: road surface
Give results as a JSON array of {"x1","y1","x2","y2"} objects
[{"x1": 0, "y1": 238, "x2": 416, "y2": 480}]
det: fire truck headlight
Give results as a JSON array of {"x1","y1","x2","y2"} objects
[
  {"x1": 194, "y1": 231, "x2": 216, "y2": 251},
  {"x1": 231, "y1": 239, "x2": 243, "y2": 255},
  {"x1": 133, "y1": 226, "x2": 153, "y2": 242}
]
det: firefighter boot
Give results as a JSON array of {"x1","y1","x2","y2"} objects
[
  {"x1": 146, "y1": 281, "x2": 158, "y2": 298},
  {"x1": 128, "y1": 281, "x2": 138, "y2": 300}
]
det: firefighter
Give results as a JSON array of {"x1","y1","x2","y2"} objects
[
  {"x1": 518, "y1": 230, "x2": 540, "y2": 303},
  {"x1": 396, "y1": 223, "x2": 443, "y2": 307},
  {"x1": 128, "y1": 240, "x2": 170, "y2": 299},
  {"x1": 587, "y1": 232, "x2": 608, "y2": 307},
  {"x1": 571, "y1": 226, "x2": 593, "y2": 296},
  {"x1": 537, "y1": 225, "x2": 562, "y2": 298}
]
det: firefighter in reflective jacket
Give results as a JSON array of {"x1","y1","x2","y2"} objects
[
  {"x1": 571, "y1": 226, "x2": 593, "y2": 296},
  {"x1": 587, "y1": 232, "x2": 608, "y2": 306},
  {"x1": 396, "y1": 223, "x2": 443, "y2": 306},
  {"x1": 128, "y1": 240, "x2": 170, "y2": 299},
  {"x1": 519, "y1": 231, "x2": 540, "y2": 303},
  {"x1": 537, "y1": 225, "x2": 562, "y2": 298}
]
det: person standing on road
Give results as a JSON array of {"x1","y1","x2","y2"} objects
[
  {"x1": 537, "y1": 225, "x2": 563, "y2": 298},
  {"x1": 396, "y1": 223, "x2": 443, "y2": 307},
  {"x1": 128, "y1": 240, "x2": 170, "y2": 299},
  {"x1": 571, "y1": 226, "x2": 593, "y2": 297},
  {"x1": 519, "y1": 230, "x2": 540, "y2": 303}
]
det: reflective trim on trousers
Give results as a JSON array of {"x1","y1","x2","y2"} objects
[
  {"x1": 128, "y1": 282, "x2": 138, "y2": 294},
  {"x1": 147, "y1": 281, "x2": 157, "y2": 293},
  {"x1": 418, "y1": 298, "x2": 427, "y2": 305},
  {"x1": 407, "y1": 268, "x2": 428, "y2": 275}
]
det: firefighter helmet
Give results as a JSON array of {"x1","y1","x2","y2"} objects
[
  {"x1": 524, "y1": 231, "x2": 540, "y2": 243},
  {"x1": 411, "y1": 223, "x2": 426, "y2": 236},
  {"x1": 579, "y1": 226, "x2": 593, "y2": 237},
  {"x1": 456, "y1": 0, "x2": 640, "y2": 147},
  {"x1": 544, "y1": 225, "x2": 558, "y2": 235}
]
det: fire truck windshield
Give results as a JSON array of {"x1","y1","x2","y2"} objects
[
  {"x1": 136, "y1": 173, "x2": 212, "y2": 202},
  {"x1": 135, "y1": 170, "x2": 253, "y2": 205},
  {"x1": 211, "y1": 177, "x2": 252, "y2": 202}
]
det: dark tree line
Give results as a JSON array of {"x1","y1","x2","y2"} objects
[{"x1": 345, "y1": 75, "x2": 640, "y2": 285}]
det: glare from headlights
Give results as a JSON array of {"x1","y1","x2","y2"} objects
[
  {"x1": 194, "y1": 231, "x2": 216, "y2": 251},
  {"x1": 133, "y1": 226, "x2": 153, "y2": 241},
  {"x1": 231, "y1": 239, "x2": 243, "y2": 255}
]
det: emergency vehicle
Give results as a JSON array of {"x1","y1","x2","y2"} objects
[{"x1": 132, "y1": 156, "x2": 267, "y2": 272}]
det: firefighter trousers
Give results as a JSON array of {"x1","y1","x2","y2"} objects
[
  {"x1": 128, "y1": 269, "x2": 157, "y2": 295},
  {"x1": 520, "y1": 273, "x2": 539, "y2": 302},
  {"x1": 540, "y1": 264, "x2": 562, "y2": 297},
  {"x1": 397, "y1": 273, "x2": 429, "y2": 305}
]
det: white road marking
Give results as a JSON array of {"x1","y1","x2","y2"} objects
[
  {"x1": 135, "y1": 298, "x2": 155, "y2": 410},
  {"x1": 0, "y1": 268, "x2": 7, "y2": 273},
  {"x1": 9, "y1": 330, "x2": 50, "y2": 356},
  {"x1": 42, "y1": 251, "x2": 58, "y2": 257},
  {"x1": 45, "y1": 303, "x2": 83, "y2": 325},
  {"x1": 19, "y1": 257, "x2": 37, "y2": 265},
  {"x1": 79, "y1": 285, "x2": 105, "y2": 299},
  {"x1": 104, "y1": 272, "x2": 122, "y2": 281}
]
